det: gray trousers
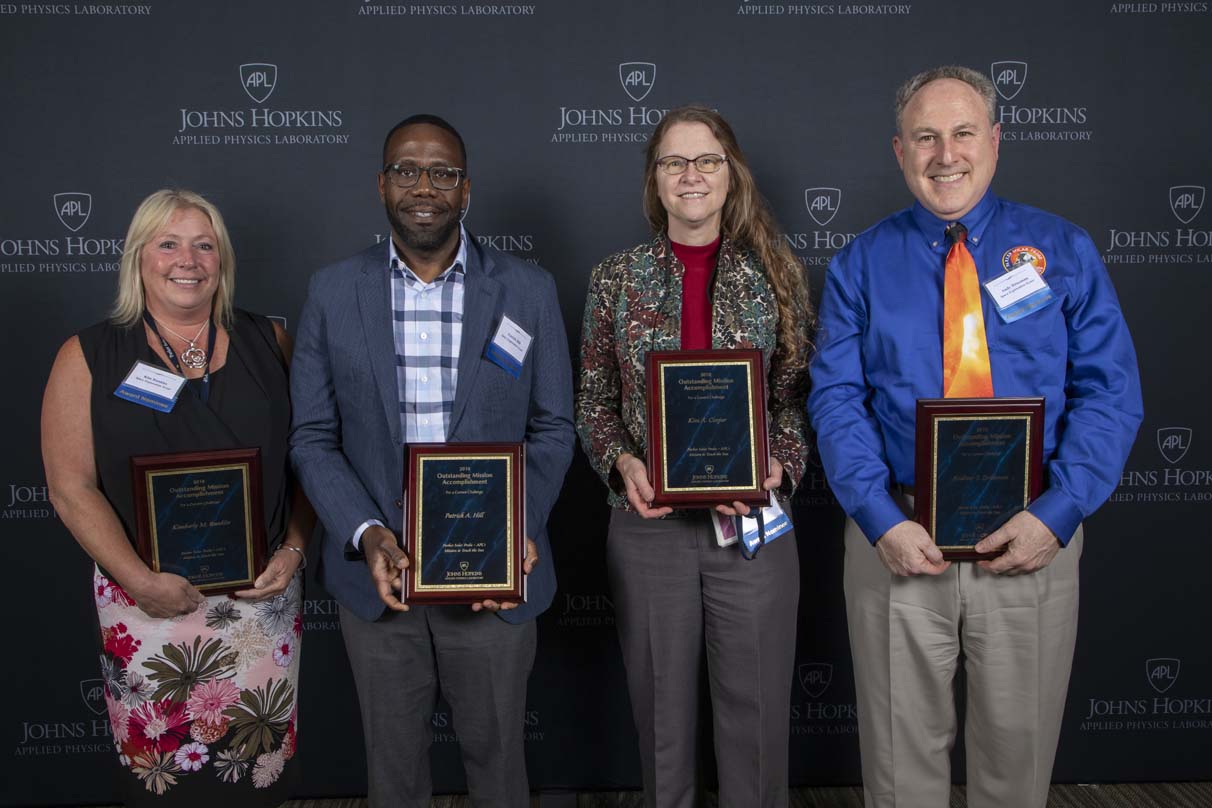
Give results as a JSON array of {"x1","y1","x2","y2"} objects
[
  {"x1": 844, "y1": 505, "x2": 1082, "y2": 808},
  {"x1": 339, "y1": 603, "x2": 536, "y2": 808},
  {"x1": 608, "y1": 508, "x2": 800, "y2": 808}
]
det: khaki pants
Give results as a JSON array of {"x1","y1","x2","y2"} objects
[{"x1": 844, "y1": 505, "x2": 1082, "y2": 808}]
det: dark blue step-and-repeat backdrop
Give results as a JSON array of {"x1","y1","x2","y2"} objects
[{"x1": 2, "y1": 1, "x2": 1210, "y2": 804}]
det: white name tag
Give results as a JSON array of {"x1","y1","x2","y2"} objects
[
  {"x1": 485, "y1": 315, "x2": 533, "y2": 379},
  {"x1": 114, "y1": 360, "x2": 187, "y2": 412},
  {"x1": 983, "y1": 263, "x2": 1057, "y2": 323}
]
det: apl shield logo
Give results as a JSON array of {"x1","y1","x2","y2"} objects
[
  {"x1": 1169, "y1": 185, "x2": 1205, "y2": 225},
  {"x1": 991, "y1": 60, "x2": 1028, "y2": 101},
  {"x1": 1157, "y1": 427, "x2": 1192, "y2": 465},
  {"x1": 1146, "y1": 658, "x2": 1180, "y2": 694},
  {"x1": 54, "y1": 192, "x2": 92, "y2": 232},
  {"x1": 619, "y1": 62, "x2": 655, "y2": 102},
  {"x1": 805, "y1": 187, "x2": 841, "y2": 227},
  {"x1": 80, "y1": 679, "x2": 106, "y2": 715},
  {"x1": 798, "y1": 662, "x2": 832, "y2": 698},
  {"x1": 459, "y1": 561, "x2": 470, "y2": 572},
  {"x1": 239, "y1": 63, "x2": 277, "y2": 104}
]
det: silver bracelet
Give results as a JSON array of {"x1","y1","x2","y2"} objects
[{"x1": 277, "y1": 544, "x2": 307, "y2": 570}]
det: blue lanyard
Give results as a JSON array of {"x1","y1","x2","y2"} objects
[
  {"x1": 738, "y1": 508, "x2": 767, "y2": 560},
  {"x1": 143, "y1": 312, "x2": 217, "y2": 404}
]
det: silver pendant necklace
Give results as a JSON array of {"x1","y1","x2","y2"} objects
[{"x1": 155, "y1": 318, "x2": 209, "y2": 369}]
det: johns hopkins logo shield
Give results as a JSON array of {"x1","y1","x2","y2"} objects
[
  {"x1": 1157, "y1": 427, "x2": 1192, "y2": 465},
  {"x1": 1169, "y1": 185, "x2": 1205, "y2": 225},
  {"x1": 54, "y1": 192, "x2": 92, "y2": 232},
  {"x1": 991, "y1": 60, "x2": 1028, "y2": 101},
  {"x1": 239, "y1": 63, "x2": 278, "y2": 104},
  {"x1": 1146, "y1": 658, "x2": 1180, "y2": 694},
  {"x1": 80, "y1": 678, "x2": 106, "y2": 715},
  {"x1": 619, "y1": 62, "x2": 656, "y2": 102},
  {"x1": 797, "y1": 662, "x2": 832, "y2": 698},
  {"x1": 805, "y1": 187, "x2": 841, "y2": 227}
]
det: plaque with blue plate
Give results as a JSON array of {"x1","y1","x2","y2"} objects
[
  {"x1": 404, "y1": 442, "x2": 525, "y2": 605},
  {"x1": 131, "y1": 448, "x2": 266, "y2": 595},
  {"x1": 645, "y1": 350, "x2": 770, "y2": 508},
  {"x1": 914, "y1": 398, "x2": 1044, "y2": 560}
]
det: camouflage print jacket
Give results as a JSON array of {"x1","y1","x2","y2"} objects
[{"x1": 576, "y1": 235, "x2": 810, "y2": 510}]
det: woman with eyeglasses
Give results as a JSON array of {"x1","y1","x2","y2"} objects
[
  {"x1": 576, "y1": 105, "x2": 813, "y2": 807},
  {"x1": 42, "y1": 189, "x2": 313, "y2": 806}
]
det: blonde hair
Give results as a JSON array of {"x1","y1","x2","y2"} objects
[
  {"x1": 643, "y1": 105, "x2": 813, "y2": 370},
  {"x1": 111, "y1": 189, "x2": 236, "y2": 328}
]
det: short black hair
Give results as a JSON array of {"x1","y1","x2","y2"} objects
[{"x1": 381, "y1": 114, "x2": 468, "y2": 172}]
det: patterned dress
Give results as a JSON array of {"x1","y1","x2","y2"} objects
[{"x1": 79, "y1": 312, "x2": 299, "y2": 806}]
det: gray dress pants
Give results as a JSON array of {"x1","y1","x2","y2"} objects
[
  {"x1": 339, "y1": 603, "x2": 536, "y2": 808},
  {"x1": 608, "y1": 508, "x2": 800, "y2": 808}
]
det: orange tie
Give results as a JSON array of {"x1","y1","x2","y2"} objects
[{"x1": 942, "y1": 222, "x2": 994, "y2": 398}]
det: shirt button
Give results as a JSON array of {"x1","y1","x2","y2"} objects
[
  {"x1": 421, "y1": 375, "x2": 429, "y2": 383},
  {"x1": 422, "y1": 418, "x2": 429, "y2": 425},
  {"x1": 420, "y1": 332, "x2": 428, "y2": 341}
]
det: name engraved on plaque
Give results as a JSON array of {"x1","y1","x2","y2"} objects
[
  {"x1": 932, "y1": 416, "x2": 1030, "y2": 547},
  {"x1": 148, "y1": 465, "x2": 254, "y2": 587},
  {"x1": 417, "y1": 457, "x2": 511, "y2": 591},
  {"x1": 915, "y1": 397, "x2": 1044, "y2": 561},
  {"x1": 661, "y1": 363, "x2": 756, "y2": 492}
]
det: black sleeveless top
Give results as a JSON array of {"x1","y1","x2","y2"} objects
[{"x1": 78, "y1": 310, "x2": 291, "y2": 558}]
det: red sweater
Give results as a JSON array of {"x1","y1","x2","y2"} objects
[{"x1": 671, "y1": 237, "x2": 720, "y2": 350}]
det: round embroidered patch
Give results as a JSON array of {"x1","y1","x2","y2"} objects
[{"x1": 1001, "y1": 245, "x2": 1047, "y2": 274}]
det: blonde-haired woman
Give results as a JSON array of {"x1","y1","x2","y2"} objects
[{"x1": 42, "y1": 189, "x2": 312, "y2": 806}]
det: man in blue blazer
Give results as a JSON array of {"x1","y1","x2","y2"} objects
[{"x1": 289, "y1": 114, "x2": 575, "y2": 808}]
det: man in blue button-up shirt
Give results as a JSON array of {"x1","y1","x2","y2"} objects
[{"x1": 808, "y1": 66, "x2": 1142, "y2": 808}]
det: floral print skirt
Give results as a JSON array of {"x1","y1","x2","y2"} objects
[{"x1": 93, "y1": 566, "x2": 301, "y2": 806}]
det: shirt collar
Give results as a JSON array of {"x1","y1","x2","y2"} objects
[
  {"x1": 910, "y1": 188, "x2": 998, "y2": 250},
  {"x1": 387, "y1": 225, "x2": 468, "y2": 281}
]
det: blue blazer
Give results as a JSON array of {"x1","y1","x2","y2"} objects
[{"x1": 289, "y1": 237, "x2": 575, "y2": 623}]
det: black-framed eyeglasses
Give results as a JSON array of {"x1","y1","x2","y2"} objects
[
  {"x1": 382, "y1": 163, "x2": 467, "y2": 190},
  {"x1": 655, "y1": 153, "x2": 728, "y2": 175}
]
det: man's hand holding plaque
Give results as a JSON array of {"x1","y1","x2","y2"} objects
[
  {"x1": 361, "y1": 524, "x2": 411, "y2": 612},
  {"x1": 974, "y1": 510, "x2": 1061, "y2": 574}
]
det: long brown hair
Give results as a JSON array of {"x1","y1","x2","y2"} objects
[{"x1": 643, "y1": 105, "x2": 812, "y2": 368}]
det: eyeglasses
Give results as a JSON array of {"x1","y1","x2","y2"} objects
[
  {"x1": 382, "y1": 164, "x2": 467, "y2": 190},
  {"x1": 655, "y1": 153, "x2": 728, "y2": 175}
]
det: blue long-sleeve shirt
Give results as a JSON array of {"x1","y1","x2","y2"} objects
[{"x1": 807, "y1": 190, "x2": 1143, "y2": 546}]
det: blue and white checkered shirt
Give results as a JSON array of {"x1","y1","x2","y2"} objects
[
  {"x1": 351, "y1": 229, "x2": 469, "y2": 550},
  {"x1": 388, "y1": 229, "x2": 467, "y2": 444}
]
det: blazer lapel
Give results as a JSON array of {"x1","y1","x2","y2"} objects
[
  {"x1": 449, "y1": 240, "x2": 500, "y2": 436},
  {"x1": 356, "y1": 250, "x2": 402, "y2": 445}
]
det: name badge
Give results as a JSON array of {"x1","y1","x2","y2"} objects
[
  {"x1": 114, "y1": 360, "x2": 187, "y2": 412},
  {"x1": 712, "y1": 496, "x2": 793, "y2": 553},
  {"x1": 485, "y1": 315, "x2": 532, "y2": 379},
  {"x1": 984, "y1": 263, "x2": 1057, "y2": 323}
]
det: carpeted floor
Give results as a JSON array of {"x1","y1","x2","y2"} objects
[{"x1": 253, "y1": 782, "x2": 1212, "y2": 808}]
